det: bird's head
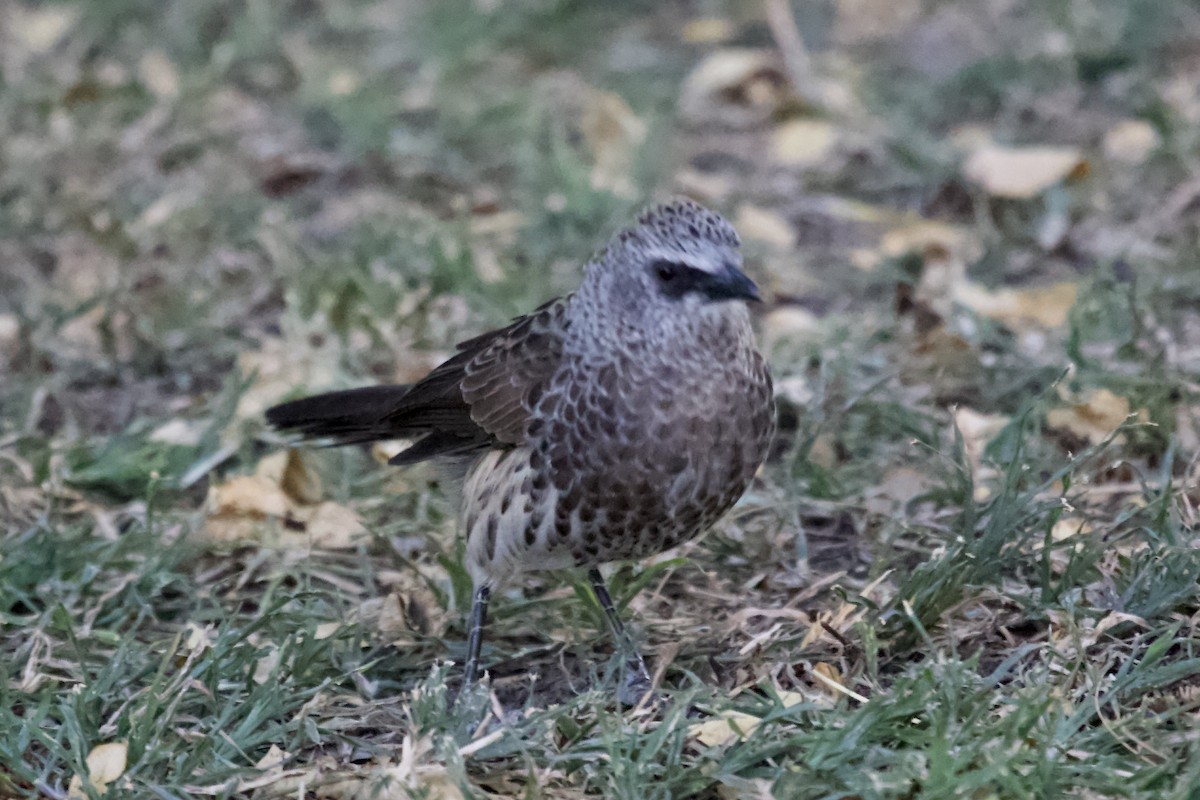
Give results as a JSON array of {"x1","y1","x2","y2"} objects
[{"x1": 581, "y1": 200, "x2": 760, "y2": 339}]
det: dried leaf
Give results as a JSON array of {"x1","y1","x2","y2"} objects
[
  {"x1": 715, "y1": 776, "x2": 776, "y2": 800},
  {"x1": 301, "y1": 501, "x2": 367, "y2": 549},
  {"x1": 688, "y1": 690, "x2": 807, "y2": 748},
  {"x1": 254, "y1": 744, "x2": 290, "y2": 771},
  {"x1": 314, "y1": 621, "x2": 342, "y2": 640},
  {"x1": 680, "y1": 49, "x2": 787, "y2": 123},
  {"x1": 67, "y1": 741, "x2": 127, "y2": 799},
  {"x1": 1175, "y1": 404, "x2": 1200, "y2": 456},
  {"x1": 864, "y1": 467, "x2": 936, "y2": 516},
  {"x1": 184, "y1": 622, "x2": 215, "y2": 655},
  {"x1": 855, "y1": 220, "x2": 981, "y2": 282},
  {"x1": 253, "y1": 645, "x2": 282, "y2": 684},
  {"x1": 772, "y1": 118, "x2": 837, "y2": 167},
  {"x1": 953, "y1": 407, "x2": 1010, "y2": 473},
  {"x1": 1102, "y1": 119, "x2": 1159, "y2": 165},
  {"x1": 735, "y1": 204, "x2": 794, "y2": 248},
  {"x1": 964, "y1": 144, "x2": 1088, "y2": 199},
  {"x1": 682, "y1": 17, "x2": 735, "y2": 44},
  {"x1": 149, "y1": 419, "x2": 206, "y2": 446},
  {"x1": 0, "y1": 313, "x2": 19, "y2": 371},
  {"x1": 377, "y1": 592, "x2": 411, "y2": 636},
  {"x1": 280, "y1": 449, "x2": 323, "y2": 505},
  {"x1": 57, "y1": 232, "x2": 122, "y2": 301},
  {"x1": 1046, "y1": 388, "x2": 1147, "y2": 445},
  {"x1": 266, "y1": 736, "x2": 464, "y2": 800},
  {"x1": 201, "y1": 452, "x2": 365, "y2": 548},
  {"x1": 806, "y1": 432, "x2": 837, "y2": 469},
  {"x1": 673, "y1": 167, "x2": 735, "y2": 204},
  {"x1": 955, "y1": 281, "x2": 1078, "y2": 328},
  {"x1": 761, "y1": 307, "x2": 821, "y2": 353},
  {"x1": 689, "y1": 710, "x2": 764, "y2": 747},
  {"x1": 138, "y1": 49, "x2": 179, "y2": 100},
  {"x1": 235, "y1": 330, "x2": 340, "y2": 421},
  {"x1": 208, "y1": 474, "x2": 293, "y2": 520},
  {"x1": 1050, "y1": 516, "x2": 1092, "y2": 542},
  {"x1": 811, "y1": 662, "x2": 847, "y2": 700},
  {"x1": 11, "y1": 5, "x2": 78, "y2": 53},
  {"x1": 327, "y1": 68, "x2": 361, "y2": 96},
  {"x1": 834, "y1": 0, "x2": 922, "y2": 43},
  {"x1": 882, "y1": 221, "x2": 980, "y2": 266},
  {"x1": 580, "y1": 89, "x2": 646, "y2": 198}
]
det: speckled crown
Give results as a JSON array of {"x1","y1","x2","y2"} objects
[{"x1": 617, "y1": 198, "x2": 740, "y2": 251}]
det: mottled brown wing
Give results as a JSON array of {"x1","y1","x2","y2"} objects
[{"x1": 380, "y1": 296, "x2": 570, "y2": 463}]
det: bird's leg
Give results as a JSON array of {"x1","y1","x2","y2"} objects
[
  {"x1": 462, "y1": 584, "x2": 491, "y2": 690},
  {"x1": 587, "y1": 568, "x2": 652, "y2": 700}
]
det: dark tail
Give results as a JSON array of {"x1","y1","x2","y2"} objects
[{"x1": 265, "y1": 385, "x2": 413, "y2": 445}]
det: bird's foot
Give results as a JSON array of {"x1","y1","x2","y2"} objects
[{"x1": 615, "y1": 658, "x2": 657, "y2": 708}]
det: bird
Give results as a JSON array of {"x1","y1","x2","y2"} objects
[{"x1": 265, "y1": 199, "x2": 775, "y2": 699}]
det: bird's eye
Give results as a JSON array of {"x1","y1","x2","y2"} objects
[{"x1": 654, "y1": 261, "x2": 683, "y2": 282}]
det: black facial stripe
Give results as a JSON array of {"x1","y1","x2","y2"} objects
[{"x1": 649, "y1": 259, "x2": 711, "y2": 300}]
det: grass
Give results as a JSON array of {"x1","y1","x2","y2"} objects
[{"x1": 2, "y1": 0, "x2": 1200, "y2": 797}]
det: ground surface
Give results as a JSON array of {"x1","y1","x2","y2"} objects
[{"x1": 2, "y1": 1, "x2": 1200, "y2": 798}]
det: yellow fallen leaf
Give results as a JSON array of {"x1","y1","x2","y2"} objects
[
  {"x1": 1162, "y1": 74, "x2": 1200, "y2": 126},
  {"x1": 1102, "y1": 119, "x2": 1159, "y2": 165},
  {"x1": 253, "y1": 645, "x2": 282, "y2": 684},
  {"x1": 673, "y1": 167, "x2": 735, "y2": 204},
  {"x1": 314, "y1": 621, "x2": 342, "y2": 640},
  {"x1": 138, "y1": 49, "x2": 179, "y2": 99},
  {"x1": 806, "y1": 432, "x2": 837, "y2": 469},
  {"x1": 918, "y1": 332, "x2": 986, "y2": 396},
  {"x1": 682, "y1": 17, "x2": 734, "y2": 44},
  {"x1": 963, "y1": 144, "x2": 1088, "y2": 199},
  {"x1": 834, "y1": 0, "x2": 922, "y2": 43},
  {"x1": 1050, "y1": 516, "x2": 1092, "y2": 541},
  {"x1": 280, "y1": 449, "x2": 323, "y2": 505},
  {"x1": 1046, "y1": 387, "x2": 1147, "y2": 445},
  {"x1": 67, "y1": 741, "x2": 127, "y2": 799},
  {"x1": 235, "y1": 330, "x2": 340, "y2": 421},
  {"x1": 812, "y1": 662, "x2": 843, "y2": 692},
  {"x1": 580, "y1": 89, "x2": 646, "y2": 198},
  {"x1": 735, "y1": 204, "x2": 794, "y2": 248},
  {"x1": 149, "y1": 419, "x2": 206, "y2": 446},
  {"x1": 377, "y1": 592, "x2": 411, "y2": 636},
  {"x1": 300, "y1": 501, "x2": 367, "y2": 549},
  {"x1": 184, "y1": 622, "x2": 215, "y2": 654},
  {"x1": 953, "y1": 407, "x2": 1010, "y2": 472},
  {"x1": 772, "y1": 118, "x2": 837, "y2": 167},
  {"x1": 680, "y1": 49, "x2": 786, "y2": 118},
  {"x1": 0, "y1": 313, "x2": 19, "y2": 371},
  {"x1": 947, "y1": 124, "x2": 992, "y2": 152},
  {"x1": 881, "y1": 221, "x2": 980, "y2": 265},
  {"x1": 955, "y1": 281, "x2": 1078, "y2": 328},
  {"x1": 12, "y1": 5, "x2": 78, "y2": 53},
  {"x1": 863, "y1": 467, "x2": 936, "y2": 516},
  {"x1": 201, "y1": 451, "x2": 365, "y2": 548},
  {"x1": 470, "y1": 244, "x2": 505, "y2": 284},
  {"x1": 761, "y1": 307, "x2": 821, "y2": 352},
  {"x1": 58, "y1": 307, "x2": 136, "y2": 362},
  {"x1": 1175, "y1": 404, "x2": 1200, "y2": 456},
  {"x1": 327, "y1": 68, "x2": 361, "y2": 96},
  {"x1": 209, "y1": 474, "x2": 292, "y2": 520},
  {"x1": 853, "y1": 220, "x2": 982, "y2": 284},
  {"x1": 689, "y1": 711, "x2": 764, "y2": 747},
  {"x1": 56, "y1": 232, "x2": 122, "y2": 300},
  {"x1": 689, "y1": 689, "x2": 810, "y2": 748},
  {"x1": 254, "y1": 744, "x2": 290, "y2": 771}
]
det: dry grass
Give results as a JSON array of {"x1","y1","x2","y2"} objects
[{"x1": 2, "y1": 0, "x2": 1200, "y2": 797}]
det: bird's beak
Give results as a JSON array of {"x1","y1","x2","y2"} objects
[{"x1": 704, "y1": 263, "x2": 762, "y2": 303}]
